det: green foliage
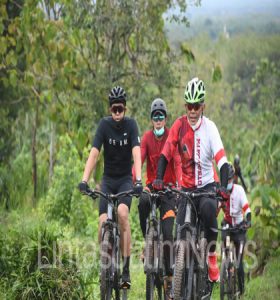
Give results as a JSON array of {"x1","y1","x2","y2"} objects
[
  {"x1": 244, "y1": 255, "x2": 280, "y2": 300},
  {"x1": 0, "y1": 146, "x2": 32, "y2": 209},
  {"x1": 1, "y1": 1, "x2": 280, "y2": 297},
  {"x1": 0, "y1": 212, "x2": 86, "y2": 299},
  {"x1": 212, "y1": 64, "x2": 222, "y2": 82},
  {"x1": 44, "y1": 135, "x2": 85, "y2": 227}
]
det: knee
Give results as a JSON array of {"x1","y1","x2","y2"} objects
[{"x1": 118, "y1": 204, "x2": 129, "y2": 227}]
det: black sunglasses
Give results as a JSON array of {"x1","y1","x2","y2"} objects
[{"x1": 111, "y1": 105, "x2": 125, "y2": 114}]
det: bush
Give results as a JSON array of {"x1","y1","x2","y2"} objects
[
  {"x1": 0, "y1": 213, "x2": 87, "y2": 299},
  {"x1": 43, "y1": 134, "x2": 96, "y2": 234}
]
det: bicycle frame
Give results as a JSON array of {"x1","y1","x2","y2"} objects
[
  {"x1": 144, "y1": 190, "x2": 166, "y2": 300},
  {"x1": 172, "y1": 188, "x2": 217, "y2": 300},
  {"x1": 220, "y1": 224, "x2": 247, "y2": 300},
  {"x1": 85, "y1": 189, "x2": 134, "y2": 300},
  {"x1": 146, "y1": 192, "x2": 164, "y2": 272}
]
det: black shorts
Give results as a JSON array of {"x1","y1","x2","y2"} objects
[{"x1": 99, "y1": 174, "x2": 133, "y2": 215}]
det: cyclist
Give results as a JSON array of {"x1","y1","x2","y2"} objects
[
  {"x1": 153, "y1": 77, "x2": 229, "y2": 282},
  {"x1": 218, "y1": 163, "x2": 251, "y2": 295},
  {"x1": 78, "y1": 86, "x2": 143, "y2": 287},
  {"x1": 135, "y1": 98, "x2": 182, "y2": 299}
]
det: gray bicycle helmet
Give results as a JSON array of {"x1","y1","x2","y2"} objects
[
  {"x1": 150, "y1": 98, "x2": 167, "y2": 117},
  {"x1": 184, "y1": 77, "x2": 206, "y2": 104},
  {"x1": 109, "y1": 86, "x2": 126, "y2": 106}
]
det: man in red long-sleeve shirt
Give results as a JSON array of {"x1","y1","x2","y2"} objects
[{"x1": 138, "y1": 98, "x2": 182, "y2": 299}]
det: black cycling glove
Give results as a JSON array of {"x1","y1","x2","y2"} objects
[
  {"x1": 133, "y1": 180, "x2": 143, "y2": 196},
  {"x1": 78, "y1": 181, "x2": 89, "y2": 194}
]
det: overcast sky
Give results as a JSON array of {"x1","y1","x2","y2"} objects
[{"x1": 186, "y1": 0, "x2": 280, "y2": 18}]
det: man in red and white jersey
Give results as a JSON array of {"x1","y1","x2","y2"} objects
[
  {"x1": 135, "y1": 98, "x2": 182, "y2": 299},
  {"x1": 219, "y1": 163, "x2": 251, "y2": 295},
  {"x1": 153, "y1": 77, "x2": 230, "y2": 282}
]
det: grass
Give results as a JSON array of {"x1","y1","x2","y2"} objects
[
  {"x1": 128, "y1": 254, "x2": 280, "y2": 300},
  {"x1": 128, "y1": 251, "x2": 221, "y2": 300},
  {"x1": 243, "y1": 255, "x2": 280, "y2": 300}
]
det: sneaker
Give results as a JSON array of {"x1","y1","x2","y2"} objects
[
  {"x1": 207, "y1": 252, "x2": 220, "y2": 282},
  {"x1": 164, "y1": 276, "x2": 174, "y2": 300},
  {"x1": 121, "y1": 270, "x2": 131, "y2": 289}
]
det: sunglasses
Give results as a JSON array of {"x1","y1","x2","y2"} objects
[
  {"x1": 152, "y1": 115, "x2": 165, "y2": 122},
  {"x1": 186, "y1": 103, "x2": 202, "y2": 111},
  {"x1": 111, "y1": 105, "x2": 125, "y2": 114}
]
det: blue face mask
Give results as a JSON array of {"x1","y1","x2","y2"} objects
[
  {"x1": 227, "y1": 182, "x2": 233, "y2": 191},
  {"x1": 154, "y1": 127, "x2": 165, "y2": 137}
]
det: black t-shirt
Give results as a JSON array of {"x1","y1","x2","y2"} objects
[{"x1": 92, "y1": 116, "x2": 140, "y2": 177}]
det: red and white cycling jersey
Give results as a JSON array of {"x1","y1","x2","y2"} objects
[
  {"x1": 220, "y1": 184, "x2": 251, "y2": 226},
  {"x1": 162, "y1": 115, "x2": 227, "y2": 188}
]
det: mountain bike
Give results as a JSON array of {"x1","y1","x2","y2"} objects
[
  {"x1": 171, "y1": 188, "x2": 219, "y2": 300},
  {"x1": 143, "y1": 189, "x2": 170, "y2": 300},
  {"x1": 219, "y1": 223, "x2": 247, "y2": 300},
  {"x1": 85, "y1": 188, "x2": 136, "y2": 300}
]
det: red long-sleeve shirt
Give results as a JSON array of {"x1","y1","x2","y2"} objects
[{"x1": 141, "y1": 128, "x2": 182, "y2": 186}]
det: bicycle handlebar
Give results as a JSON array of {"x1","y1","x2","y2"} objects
[
  {"x1": 217, "y1": 224, "x2": 248, "y2": 233},
  {"x1": 84, "y1": 188, "x2": 137, "y2": 201},
  {"x1": 142, "y1": 189, "x2": 168, "y2": 197},
  {"x1": 167, "y1": 187, "x2": 219, "y2": 200}
]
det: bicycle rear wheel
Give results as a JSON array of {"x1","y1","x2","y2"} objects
[{"x1": 100, "y1": 230, "x2": 113, "y2": 300}]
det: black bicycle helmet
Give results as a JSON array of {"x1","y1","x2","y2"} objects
[
  {"x1": 150, "y1": 98, "x2": 167, "y2": 117},
  {"x1": 109, "y1": 86, "x2": 126, "y2": 106},
  {"x1": 228, "y1": 163, "x2": 235, "y2": 179}
]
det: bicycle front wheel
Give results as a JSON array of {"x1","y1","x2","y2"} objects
[
  {"x1": 220, "y1": 259, "x2": 237, "y2": 300},
  {"x1": 173, "y1": 239, "x2": 186, "y2": 300},
  {"x1": 100, "y1": 230, "x2": 113, "y2": 300},
  {"x1": 145, "y1": 227, "x2": 162, "y2": 300}
]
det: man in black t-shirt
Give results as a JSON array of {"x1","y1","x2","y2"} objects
[{"x1": 78, "y1": 86, "x2": 143, "y2": 287}]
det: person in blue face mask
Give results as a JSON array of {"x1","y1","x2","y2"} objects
[
  {"x1": 133, "y1": 98, "x2": 182, "y2": 299},
  {"x1": 218, "y1": 163, "x2": 251, "y2": 295}
]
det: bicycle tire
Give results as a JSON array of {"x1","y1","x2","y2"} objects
[
  {"x1": 193, "y1": 237, "x2": 206, "y2": 300},
  {"x1": 100, "y1": 230, "x2": 113, "y2": 300},
  {"x1": 173, "y1": 239, "x2": 186, "y2": 300},
  {"x1": 186, "y1": 250, "x2": 194, "y2": 300},
  {"x1": 220, "y1": 259, "x2": 232, "y2": 300},
  {"x1": 114, "y1": 234, "x2": 121, "y2": 300},
  {"x1": 145, "y1": 227, "x2": 162, "y2": 300},
  {"x1": 231, "y1": 265, "x2": 239, "y2": 299},
  {"x1": 197, "y1": 237, "x2": 213, "y2": 300},
  {"x1": 122, "y1": 288, "x2": 127, "y2": 300}
]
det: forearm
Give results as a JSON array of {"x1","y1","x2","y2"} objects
[
  {"x1": 132, "y1": 146, "x2": 142, "y2": 180},
  {"x1": 82, "y1": 147, "x2": 99, "y2": 182},
  {"x1": 220, "y1": 162, "x2": 229, "y2": 188},
  {"x1": 157, "y1": 154, "x2": 168, "y2": 180}
]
